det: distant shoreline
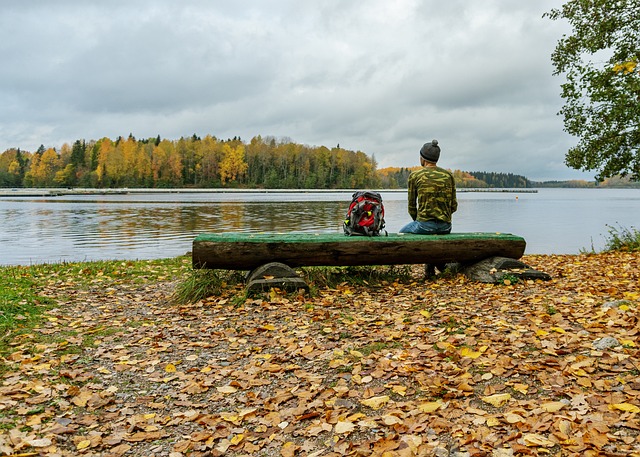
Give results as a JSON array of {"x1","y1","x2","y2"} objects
[{"x1": 0, "y1": 187, "x2": 541, "y2": 197}]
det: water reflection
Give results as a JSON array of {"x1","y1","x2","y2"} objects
[
  {"x1": 0, "y1": 199, "x2": 352, "y2": 265},
  {"x1": 1, "y1": 189, "x2": 639, "y2": 265}
]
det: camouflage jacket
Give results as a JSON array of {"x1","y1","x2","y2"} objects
[{"x1": 407, "y1": 166, "x2": 458, "y2": 223}]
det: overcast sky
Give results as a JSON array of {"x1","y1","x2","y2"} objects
[{"x1": 1, "y1": 0, "x2": 593, "y2": 181}]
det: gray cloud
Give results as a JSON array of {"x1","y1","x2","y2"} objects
[{"x1": 0, "y1": 0, "x2": 590, "y2": 181}]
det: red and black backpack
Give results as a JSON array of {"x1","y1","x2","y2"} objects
[{"x1": 343, "y1": 191, "x2": 386, "y2": 236}]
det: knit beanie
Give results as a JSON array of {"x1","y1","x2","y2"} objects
[{"x1": 420, "y1": 140, "x2": 440, "y2": 163}]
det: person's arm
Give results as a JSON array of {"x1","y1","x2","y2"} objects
[
  {"x1": 407, "y1": 175, "x2": 418, "y2": 220},
  {"x1": 451, "y1": 175, "x2": 458, "y2": 213}
]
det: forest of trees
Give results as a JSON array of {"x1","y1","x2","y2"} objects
[
  {"x1": 3, "y1": 134, "x2": 624, "y2": 189},
  {"x1": 376, "y1": 167, "x2": 533, "y2": 189},
  {"x1": 0, "y1": 135, "x2": 379, "y2": 189}
]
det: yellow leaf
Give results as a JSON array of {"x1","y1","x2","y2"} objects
[
  {"x1": 482, "y1": 393, "x2": 511, "y2": 408},
  {"x1": 419, "y1": 310, "x2": 431, "y2": 318},
  {"x1": 230, "y1": 434, "x2": 244, "y2": 445},
  {"x1": 572, "y1": 368, "x2": 588, "y2": 377},
  {"x1": 300, "y1": 345, "x2": 314, "y2": 355},
  {"x1": 619, "y1": 304, "x2": 630, "y2": 311},
  {"x1": 436, "y1": 341, "x2": 455, "y2": 351},
  {"x1": 72, "y1": 390, "x2": 93, "y2": 407},
  {"x1": 262, "y1": 324, "x2": 276, "y2": 331},
  {"x1": 610, "y1": 403, "x2": 640, "y2": 413},
  {"x1": 513, "y1": 383, "x2": 529, "y2": 395},
  {"x1": 361, "y1": 395, "x2": 390, "y2": 410},
  {"x1": 382, "y1": 414, "x2": 403, "y2": 425},
  {"x1": 76, "y1": 440, "x2": 91, "y2": 450},
  {"x1": 164, "y1": 363, "x2": 177, "y2": 373},
  {"x1": 536, "y1": 330, "x2": 549, "y2": 337},
  {"x1": 623, "y1": 61, "x2": 638, "y2": 73},
  {"x1": 350, "y1": 350, "x2": 364, "y2": 358},
  {"x1": 391, "y1": 385, "x2": 407, "y2": 396},
  {"x1": 329, "y1": 358, "x2": 346, "y2": 368},
  {"x1": 418, "y1": 401, "x2": 442, "y2": 413},
  {"x1": 541, "y1": 401, "x2": 566, "y2": 412},
  {"x1": 460, "y1": 347, "x2": 481, "y2": 359},
  {"x1": 334, "y1": 420, "x2": 356, "y2": 434},
  {"x1": 523, "y1": 433, "x2": 555, "y2": 447},
  {"x1": 550, "y1": 326, "x2": 566, "y2": 334},
  {"x1": 620, "y1": 339, "x2": 635, "y2": 347},
  {"x1": 558, "y1": 419, "x2": 572, "y2": 435},
  {"x1": 504, "y1": 412, "x2": 524, "y2": 423},
  {"x1": 486, "y1": 417, "x2": 501, "y2": 427},
  {"x1": 347, "y1": 412, "x2": 366, "y2": 421},
  {"x1": 219, "y1": 412, "x2": 241, "y2": 425}
]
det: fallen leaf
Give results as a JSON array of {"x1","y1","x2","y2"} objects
[
  {"x1": 361, "y1": 395, "x2": 390, "y2": 410},
  {"x1": 610, "y1": 403, "x2": 640, "y2": 413},
  {"x1": 460, "y1": 347, "x2": 482, "y2": 359},
  {"x1": 418, "y1": 401, "x2": 443, "y2": 413},
  {"x1": 230, "y1": 434, "x2": 244, "y2": 445},
  {"x1": 334, "y1": 420, "x2": 356, "y2": 434},
  {"x1": 522, "y1": 433, "x2": 555, "y2": 447},
  {"x1": 541, "y1": 401, "x2": 567, "y2": 412},
  {"x1": 216, "y1": 385, "x2": 237, "y2": 394},
  {"x1": 382, "y1": 414, "x2": 403, "y2": 425},
  {"x1": 281, "y1": 441, "x2": 300, "y2": 457},
  {"x1": 76, "y1": 440, "x2": 91, "y2": 450},
  {"x1": 482, "y1": 393, "x2": 511, "y2": 408}
]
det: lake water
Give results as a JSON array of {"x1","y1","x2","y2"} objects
[{"x1": 1, "y1": 188, "x2": 638, "y2": 265}]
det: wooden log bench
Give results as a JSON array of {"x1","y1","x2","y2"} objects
[{"x1": 191, "y1": 232, "x2": 548, "y2": 291}]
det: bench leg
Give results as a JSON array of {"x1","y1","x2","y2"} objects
[
  {"x1": 246, "y1": 262, "x2": 309, "y2": 294},
  {"x1": 424, "y1": 263, "x2": 448, "y2": 279}
]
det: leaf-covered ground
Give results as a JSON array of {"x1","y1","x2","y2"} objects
[{"x1": 1, "y1": 252, "x2": 639, "y2": 457}]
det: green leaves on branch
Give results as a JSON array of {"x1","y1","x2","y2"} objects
[{"x1": 545, "y1": 0, "x2": 640, "y2": 181}]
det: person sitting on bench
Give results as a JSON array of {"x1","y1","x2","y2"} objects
[{"x1": 399, "y1": 139, "x2": 457, "y2": 235}]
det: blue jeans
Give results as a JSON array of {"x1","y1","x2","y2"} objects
[{"x1": 399, "y1": 220, "x2": 452, "y2": 235}]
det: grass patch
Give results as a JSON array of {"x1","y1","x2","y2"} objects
[
  {"x1": 603, "y1": 224, "x2": 640, "y2": 252},
  {"x1": 171, "y1": 264, "x2": 418, "y2": 304},
  {"x1": 500, "y1": 273, "x2": 519, "y2": 286},
  {"x1": 0, "y1": 256, "x2": 190, "y2": 356},
  {"x1": 0, "y1": 265, "x2": 56, "y2": 337},
  {"x1": 170, "y1": 268, "x2": 244, "y2": 304},
  {"x1": 358, "y1": 341, "x2": 403, "y2": 356}
]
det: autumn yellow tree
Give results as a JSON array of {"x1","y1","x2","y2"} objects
[
  {"x1": 95, "y1": 138, "x2": 123, "y2": 187},
  {"x1": 24, "y1": 148, "x2": 60, "y2": 187},
  {"x1": 198, "y1": 135, "x2": 224, "y2": 185},
  {"x1": 219, "y1": 144, "x2": 248, "y2": 185},
  {"x1": 152, "y1": 139, "x2": 183, "y2": 186}
]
